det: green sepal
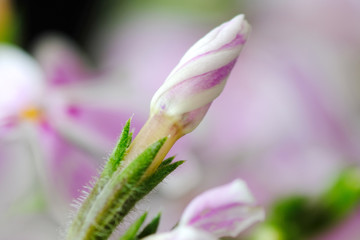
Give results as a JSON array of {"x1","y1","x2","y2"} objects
[
  {"x1": 67, "y1": 127, "x2": 184, "y2": 240},
  {"x1": 107, "y1": 158, "x2": 183, "y2": 240},
  {"x1": 67, "y1": 119, "x2": 133, "y2": 239},
  {"x1": 112, "y1": 160, "x2": 183, "y2": 240},
  {"x1": 137, "y1": 213, "x2": 161, "y2": 239},
  {"x1": 114, "y1": 137, "x2": 167, "y2": 186},
  {"x1": 119, "y1": 213, "x2": 147, "y2": 240},
  {"x1": 158, "y1": 156, "x2": 175, "y2": 168},
  {"x1": 106, "y1": 158, "x2": 183, "y2": 236},
  {"x1": 83, "y1": 138, "x2": 167, "y2": 239},
  {"x1": 115, "y1": 161, "x2": 183, "y2": 240},
  {"x1": 141, "y1": 160, "x2": 185, "y2": 193},
  {"x1": 102, "y1": 119, "x2": 132, "y2": 179}
]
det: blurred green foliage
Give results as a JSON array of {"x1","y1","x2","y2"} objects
[
  {"x1": 249, "y1": 167, "x2": 360, "y2": 240},
  {"x1": 101, "y1": 0, "x2": 247, "y2": 24},
  {"x1": 0, "y1": 0, "x2": 19, "y2": 43},
  {"x1": 130, "y1": 0, "x2": 241, "y2": 16},
  {"x1": 322, "y1": 167, "x2": 360, "y2": 221}
]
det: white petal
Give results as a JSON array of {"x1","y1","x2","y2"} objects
[
  {"x1": 143, "y1": 226, "x2": 217, "y2": 240},
  {"x1": 180, "y1": 179, "x2": 265, "y2": 238}
]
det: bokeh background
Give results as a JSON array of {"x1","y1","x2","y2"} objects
[{"x1": 1, "y1": 0, "x2": 360, "y2": 239}]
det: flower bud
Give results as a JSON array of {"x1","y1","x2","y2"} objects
[
  {"x1": 150, "y1": 14, "x2": 250, "y2": 134},
  {"x1": 180, "y1": 179, "x2": 265, "y2": 238},
  {"x1": 143, "y1": 179, "x2": 264, "y2": 240},
  {"x1": 122, "y1": 15, "x2": 250, "y2": 176}
]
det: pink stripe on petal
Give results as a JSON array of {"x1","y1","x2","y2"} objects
[
  {"x1": 150, "y1": 15, "x2": 250, "y2": 134},
  {"x1": 199, "y1": 217, "x2": 245, "y2": 232},
  {"x1": 174, "y1": 34, "x2": 245, "y2": 75},
  {"x1": 162, "y1": 59, "x2": 237, "y2": 106},
  {"x1": 180, "y1": 103, "x2": 212, "y2": 133},
  {"x1": 189, "y1": 202, "x2": 241, "y2": 225},
  {"x1": 192, "y1": 59, "x2": 237, "y2": 91},
  {"x1": 220, "y1": 33, "x2": 247, "y2": 50},
  {"x1": 180, "y1": 180, "x2": 264, "y2": 238}
]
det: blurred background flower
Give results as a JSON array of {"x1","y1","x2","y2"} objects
[{"x1": 1, "y1": 0, "x2": 360, "y2": 239}]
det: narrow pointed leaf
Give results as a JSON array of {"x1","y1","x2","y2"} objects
[
  {"x1": 119, "y1": 213, "x2": 147, "y2": 240},
  {"x1": 114, "y1": 137, "x2": 167, "y2": 185},
  {"x1": 67, "y1": 138, "x2": 167, "y2": 240},
  {"x1": 140, "y1": 161, "x2": 185, "y2": 194},
  {"x1": 158, "y1": 156, "x2": 175, "y2": 168},
  {"x1": 102, "y1": 119, "x2": 132, "y2": 178},
  {"x1": 137, "y1": 213, "x2": 161, "y2": 238}
]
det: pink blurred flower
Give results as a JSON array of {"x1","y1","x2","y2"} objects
[{"x1": 0, "y1": 38, "x2": 145, "y2": 238}]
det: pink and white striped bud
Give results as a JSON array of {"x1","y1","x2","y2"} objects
[
  {"x1": 123, "y1": 15, "x2": 250, "y2": 176},
  {"x1": 143, "y1": 179, "x2": 264, "y2": 240},
  {"x1": 150, "y1": 14, "x2": 250, "y2": 134}
]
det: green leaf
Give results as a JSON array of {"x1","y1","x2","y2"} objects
[
  {"x1": 102, "y1": 119, "x2": 132, "y2": 179},
  {"x1": 251, "y1": 167, "x2": 360, "y2": 240},
  {"x1": 70, "y1": 138, "x2": 168, "y2": 240},
  {"x1": 321, "y1": 166, "x2": 360, "y2": 222},
  {"x1": 113, "y1": 137, "x2": 167, "y2": 186},
  {"x1": 119, "y1": 213, "x2": 147, "y2": 240},
  {"x1": 67, "y1": 135, "x2": 184, "y2": 240},
  {"x1": 141, "y1": 160, "x2": 185, "y2": 193},
  {"x1": 107, "y1": 160, "x2": 183, "y2": 240},
  {"x1": 67, "y1": 119, "x2": 133, "y2": 239},
  {"x1": 158, "y1": 156, "x2": 175, "y2": 168},
  {"x1": 137, "y1": 213, "x2": 161, "y2": 238}
]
